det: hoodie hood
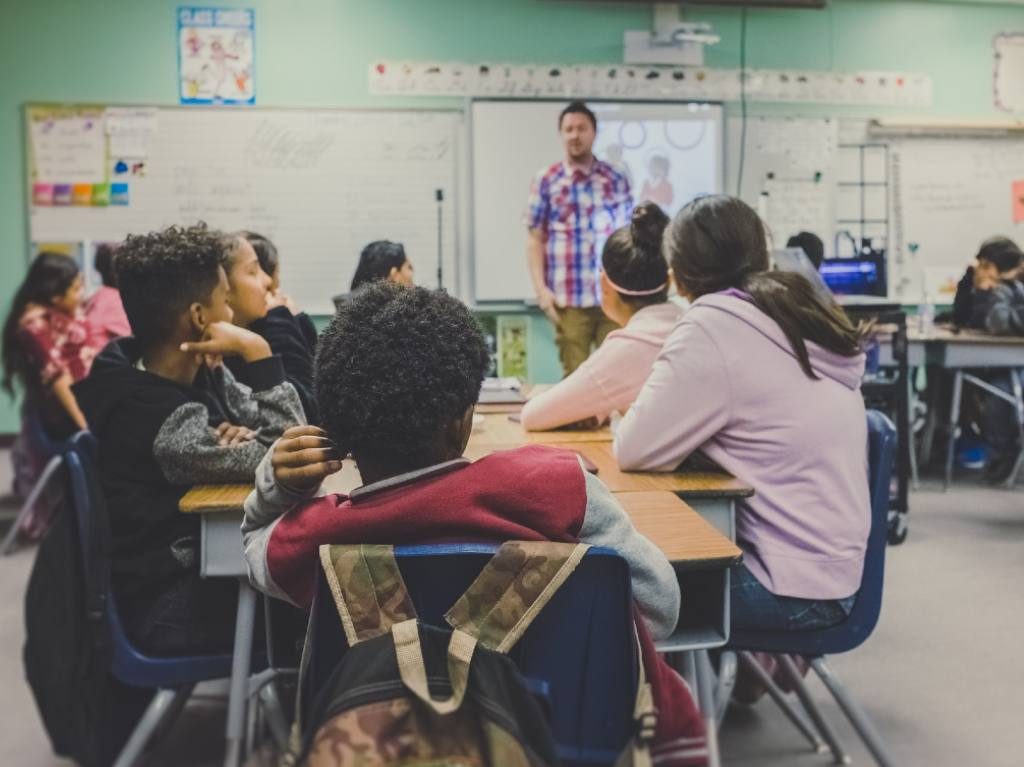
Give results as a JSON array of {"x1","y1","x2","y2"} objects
[
  {"x1": 74, "y1": 337, "x2": 218, "y2": 439},
  {"x1": 609, "y1": 302, "x2": 683, "y2": 347},
  {"x1": 690, "y1": 293, "x2": 865, "y2": 390}
]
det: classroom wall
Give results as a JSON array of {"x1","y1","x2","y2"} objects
[{"x1": 3, "y1": 0, "x2": 1023, "y2": 432}]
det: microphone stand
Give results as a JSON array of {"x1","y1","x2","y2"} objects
[{"x1": 435, "y1": 188, "x2": 444, "y2": 289}]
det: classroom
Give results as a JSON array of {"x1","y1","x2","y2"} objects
[{"x1": 1, "y1": 1, "x2": 1023, "y2": 765}]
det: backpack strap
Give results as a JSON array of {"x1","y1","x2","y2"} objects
[
  {"x1": 392, "y1": 619, "x2": 477, "y2": 715},
  {"x1": 444, "y1": 541, "x2": 590, "y2": 653},
  {"x1": 318, "y1": 544, "x2": 417, "y2": 646},
  {"x1": 614, "y1": 628, "x2": 657, "y2": 767}
]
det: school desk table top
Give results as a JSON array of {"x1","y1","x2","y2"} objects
[
  {"x1": 180, "y1": 485, "x2": 739, "y2": 571},
  {"x1": 880, "y1": 324, "x2": 1024, "y2": 369}
]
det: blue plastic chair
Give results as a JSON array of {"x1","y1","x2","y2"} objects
[
  {"x1": 63, "y1": 432, "x2": 253, "y2": 767},
  {"x1": 726, "y1": 409, "x2": 898, "y2": 767},
  {"x1": 302, "y1": 544, "x2": 639, "y2": 767},
  {"x1": 1, "y1": 407, "x2": 69, "y2": 555}
]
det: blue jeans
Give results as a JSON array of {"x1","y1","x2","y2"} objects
[{"x1": 730, "y1": 564, "x2": 856, "y2": 632}]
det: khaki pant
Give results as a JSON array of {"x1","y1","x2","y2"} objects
[{"x1": 553, "y1": 306, "x2": 619, "y2": 376}]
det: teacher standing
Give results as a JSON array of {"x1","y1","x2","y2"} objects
[{"x1": 526, "y1": 101, "x2": 634, "y2": 376}]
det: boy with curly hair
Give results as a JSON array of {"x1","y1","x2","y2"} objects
[
  {"x1": 242, "y1": 282, "x2": 707, "y2": 764},
  {"x1": 74, "y1": 223, "x2": 304, "y2": 654}
]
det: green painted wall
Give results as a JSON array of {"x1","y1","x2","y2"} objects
[{"x1": 2, "y1": 0, "x2": 1023, "y2": 430}]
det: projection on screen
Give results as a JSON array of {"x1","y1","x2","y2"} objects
[
  {"x1": 591, "y1": 102, "x2": 720, "y2": 219},
  {"x1": 470, "y1": 100, "x2": 724, "y2": 302}
]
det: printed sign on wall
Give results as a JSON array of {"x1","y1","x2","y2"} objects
[{"x1": 178, "y1": 7, "x2": 255, "y2": 105}]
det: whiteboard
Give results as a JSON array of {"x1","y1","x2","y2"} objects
[
  {"x1": 889, "y1": 137, "x2": 1024, "y2": 300},
  {"x1": 471, "y1": 100, "x2": 724, "y2": 303},
  {"x1": 28, "y1": 107, "x2": 461, "y2": 315}
]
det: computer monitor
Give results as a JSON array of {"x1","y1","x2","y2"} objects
[{"x1": 820, "y1": 256, "x2": 887, "y2": 297}]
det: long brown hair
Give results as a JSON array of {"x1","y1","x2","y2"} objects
[{"x1": 665, "y1": 195, "x2": 862, "y2": 378}]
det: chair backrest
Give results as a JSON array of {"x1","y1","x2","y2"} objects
[
  {"x1": 729, "y1": 409, "x2": 897, "y2": 656},
  {"x1": 303, "y1": 544, "x2": 637, "y2": 766},
  {"x1": 62, "y1": 431, "x2": 234, "y2": 686}
]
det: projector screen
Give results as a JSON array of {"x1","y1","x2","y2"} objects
[{"x1": 471, "y1": 99, "x2": 724, "y2": 303}]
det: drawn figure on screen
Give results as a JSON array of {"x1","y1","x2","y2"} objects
[
  {"x1": 639, "y1": 154, "x2": 674, "y2": 210},
  {"x1": 525, "y1": 101, "x2": 633, "y2": 376},
  {"x1": 604, "y1": 143, "x2": 633, "y2": 188}
]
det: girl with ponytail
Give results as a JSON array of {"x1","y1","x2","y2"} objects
[
  {"x1": 615, "y1": 195, "x2": 871, "y2": 632},
  {"x1": 521, "y1": 202, "x2": 683, "y2": 431}
]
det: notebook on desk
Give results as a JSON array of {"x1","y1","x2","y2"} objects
[{"x1": 478, "y1": 376, "x2": 526, "y2": 404}]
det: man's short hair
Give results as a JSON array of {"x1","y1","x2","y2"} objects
[
  {"x1": 786, "y1": 231, "x2": 826, "y2": 271},
  {"x1": 977, "y1": 236, "x2": 1023, "y2": 274},
  {"x1": 559, "y1": 100, "x2": 597, "y2": 131},
  {"x1": 315, "y1": 282, "x2": 490, "y2": 469},
  {"x1": 115, "y1": 223, "x2": 225, "y2": 347}
]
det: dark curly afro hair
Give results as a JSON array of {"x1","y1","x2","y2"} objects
[
  {"x1": 315, "y1": 282, "x2": 489, "y2": 469},
  {"x1": 116, "y1": 223, "x2": 225, "y2": 346}
]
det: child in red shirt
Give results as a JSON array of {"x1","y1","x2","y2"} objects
[{"x1": 242, "y1": 282, "x2": 707, "y2": 765}]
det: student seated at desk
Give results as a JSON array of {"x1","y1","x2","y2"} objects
[
  {"x1": 950, "y1": 236, "x2": 1023, "y2": 329},
  {"x1": 74, "y1": 223, "x2": 305, "y2": 654},
  {"x1": 520, "y1": 202, "x2": 681, "y2": 431},
  {"x1": 221, "y1": 232, "x2": 319, "y2": 422},
  {"x1": 615, "y1": 195, "x2": 870, "y2": 633},
  {"x1": 350, "y1": 239, "x2": 415, "y2": 291},
  {"x1": 241, "y1": 230, "x2": 319, "y2": 351},
  {"x1": 84, "y1": 242, "x2": 131, "y2": 345},
  {"x1": 241, "y1": 282, "x2": 707, "y2": 763}
]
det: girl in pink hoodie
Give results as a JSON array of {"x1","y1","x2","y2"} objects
[
  {"x1": 615, "y1": 195, "x2": 870, "y2": 631},
  {"x1": 521, "y1": 202, "x2": 682, "y2": 431}
]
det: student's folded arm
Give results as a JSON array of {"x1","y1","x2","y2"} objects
[
  {"x1": 520, "y1": 357, "x2": 611, "y2": 431},
  {"x1": 576, "y1": 464, "x2": 680, "y2": 639},
  {"x1": 241, "y1": 445, "x2": 324, "y2": 604},
  {"x1": 614, "y1": 321, "x2": 730, "y2": 471},
  {"x1": 153, "y1": 402, "x2": 269, "y2": 485},
  {"x1": 217, "y1": 356, "x2": 306, "y2": 439},
  {"x1": 985, "y1": 285, "x2": 1024, "y2": 335}
]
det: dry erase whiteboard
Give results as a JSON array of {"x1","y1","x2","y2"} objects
[
  {"x1": 27, "y1": 106, "x2": 461, "y2": 315},
  {"x1": 889, "y1": 136, "x2": 1024, "y2": 301}
]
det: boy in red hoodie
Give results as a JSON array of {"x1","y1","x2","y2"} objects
[{"x1": 241, "y1": 282, "x2": 707, "y2": 765}]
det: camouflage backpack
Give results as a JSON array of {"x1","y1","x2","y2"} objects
[{"x1": 289, "y1": 541, "x2": 657, "y2": 767}]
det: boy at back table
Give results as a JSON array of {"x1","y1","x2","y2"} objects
[
  {"x1": 242, "y1": 282, "x2": 708, "y2": 765},
  {"x1": 74, "y1": 223, "x2": 305, "y2": 654}
]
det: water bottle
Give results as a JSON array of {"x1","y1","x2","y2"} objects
[{"x1": 918, "y1": 291, "x2": 935, "y2": 335}]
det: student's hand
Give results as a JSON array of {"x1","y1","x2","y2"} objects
[
  {"x1": 180, "y1": 321, "x2": 272, "y2": 363},
  {"x1": 215, "y1": 422, "x2": 257, "y2": 446},
  {"x1": 536, "y1": 285, "x2": 561, "y2": 325},
  {"x1": 267, "y1": 290, "x2": 297, "y2": 314},
  {"x1": 271, "y1": 425, "x2": 343, "y2": 492}
]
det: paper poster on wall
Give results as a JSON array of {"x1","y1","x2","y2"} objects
[
  {"x1": 497, "y1": 316, "x2": 529, "y2": 379},
  {"x1": 994, "y1": 33, "x2": 1024, "y2": 113},
  {"x1": 178, "y1": 7, "x2": 255, "y2": 105},
  {"x1": 106, "y1": 107, "x2": 158, "y2": 158},
  {"x1": 28, "y1": 106, "x2": 106, "y2": 185},
  {"x1": 1013, "y1": 179, "x2": 1024, "y2": 223}
]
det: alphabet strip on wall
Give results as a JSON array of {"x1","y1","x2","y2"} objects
[{"x1": 368, "y1": 61, "x2": 932, "y2": 108}]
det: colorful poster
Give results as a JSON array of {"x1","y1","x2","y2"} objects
[
  {"x1": 178, "y1": 7, "x2": 255, "y2": 105},
  {"x1": 1013, "y1": 179, "x2": 1024, "y2": 224},
  {"x1": 497, "y1": 316, "x2": 529, "y2": 379},
  {"x1": 28, "y1": 106, "x2": 106, "y2": 185}
]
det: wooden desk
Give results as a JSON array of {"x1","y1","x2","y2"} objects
[
  {"x1": 617, "y1": 492, "x2": 741, "y2": 569},
  {"x1": 471, "y1": 412, "x2": 612, "y2": 445}
]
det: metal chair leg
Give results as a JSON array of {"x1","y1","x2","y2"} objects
[
  {"x1": 113, "y1": 687, "x2": 190, "y2": 767},
  {"x1": 776, "y1": 654, "x2": 850, "y2": 765},
  {"x1": 1, "y1": 454, "x2": 63, "y2": 556},
  {"x1": 1004, "y1": 369, "x2": 1024, "y2": 488},
  {"x1": 258, "y1": 681, "x2": 291, "y2": 752},
  {"x1": 693, "y1": 650, "x2": 721, "y2": 767},
  {"x1": 943, "y1": 371, "x2": 963, "y2": 491},
  {"x1": 715, "y1": 651, "x2": 737, "y2": 726},
  {"x1": 810, "y1": 658, "x2": 896, "y2": 767},
  {"x1": 736, "y1": 652, "x2": 824, "y2": 753}
]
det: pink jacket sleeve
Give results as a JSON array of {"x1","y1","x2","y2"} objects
[
  {"x1": 614, "y1": 319, "x2": 731, "y2": 471},
  {"x1": 521, "y1": 337, "x2": 633, "y2": 431}
]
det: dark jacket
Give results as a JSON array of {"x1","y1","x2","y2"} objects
[
  {"x1": 226, "y1": 307, "x2": 319, "y2": 422},
  {"x1": 73, "y1": 338, "x2": 304, "y2": 614},
  {"x1": 979, "y1": 279, "x2": 1024, "y2": 335},
  {"x1": 951, "y1": 267, "x2": 975, "y2": 327}
]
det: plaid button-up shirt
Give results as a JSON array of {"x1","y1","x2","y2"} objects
[{"x1": 525, "y1": 159, "x2": 633, "y2": 308}]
